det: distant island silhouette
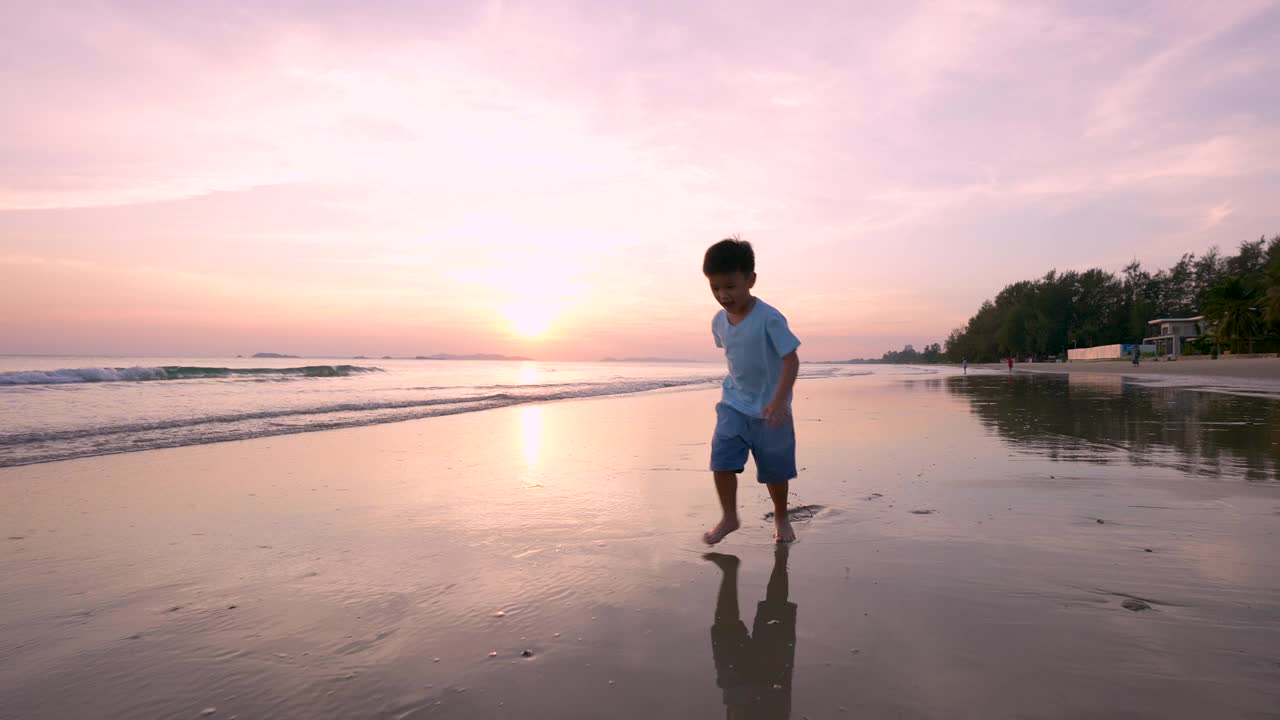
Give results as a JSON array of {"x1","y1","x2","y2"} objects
[
  {"x1": 415, "y1": 353, "x2": 533, "y2": 361},
  {"x1": 600, "y1": 357, "x2": 700, "y2": 363},
  {"x1": 252, "y1": 352, "x2": 300, "y2": 358}
]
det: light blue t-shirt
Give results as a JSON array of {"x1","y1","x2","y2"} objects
[{"x1": 712, "y1": 298, "x2": 801, "y2": 417}]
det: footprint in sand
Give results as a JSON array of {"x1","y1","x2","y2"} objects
[
  {"x1": 762, "y1": 504, "x2": 825, "y2": 521},
  {"x1": 1095, "y1": 589, "x2": 1173, "y2": 612}
]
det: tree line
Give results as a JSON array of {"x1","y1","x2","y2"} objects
[{"x1": 861, "y1": 234, "x2": 1280, "y2": 364}]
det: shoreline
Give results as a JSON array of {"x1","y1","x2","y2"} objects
[{"x1": 1005, "y1": 356, "x2": 1280, "y2": 382}]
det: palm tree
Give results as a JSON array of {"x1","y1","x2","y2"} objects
[
  {"x1": 1264, "y1": 260, "x2": 1280, "y2": 326},
  {"x1": 1205, "y1": 277, "x2": 1261, "y2": 353}
]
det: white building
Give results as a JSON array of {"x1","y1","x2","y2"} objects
[
  {"x1": 1144, "y1": 316, "x2": 1205, "y2": 358},
  {"x1": 1067, "y1": 343, "x2": 1155, "y2": 361}
]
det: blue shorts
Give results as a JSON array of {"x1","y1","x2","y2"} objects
[{"x1": 710, "y1": 402, "x2": 797, "y2": 484}]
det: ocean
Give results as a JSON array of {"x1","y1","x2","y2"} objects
[{"x1": 0, "y1": 356, "x2": 870, "y2": 468}]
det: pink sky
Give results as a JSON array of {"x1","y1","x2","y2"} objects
[{"x1": 3, "y1": 1, "x2": 1279, "y2": 360}]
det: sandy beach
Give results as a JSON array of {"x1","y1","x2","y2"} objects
[
  {"x1": 1018, "y1": 356, "x2": 1280, "y2": 381},
  {"x1": 3, "y1": 372, "x2": 1279, "y2": 719}
]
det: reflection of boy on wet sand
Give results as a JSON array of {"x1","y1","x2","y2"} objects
[{"x1": 705, "y1": 545, "x2": 796, "y2": 720}]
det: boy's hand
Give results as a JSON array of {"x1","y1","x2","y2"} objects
[{"x1": 761, "y1": 399, "x2": 791, "y2": 428}]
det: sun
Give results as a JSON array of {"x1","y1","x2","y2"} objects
[{"x1": 505, "y1": 303, "x2": 554, "y2": 338}]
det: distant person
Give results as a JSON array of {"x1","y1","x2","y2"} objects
[
  {"x1": 705, "y1": 546, "x2": 796, "y2": 719},
  {"x1": 1132, "y1": 347, "x2": 1140, "y2": 366},
  {"x1": 1007, "y1": 357, "x2": 1014, "y2": 373},
  {"x1": 702, "y1": 238, "x2": 801, "y2": 544},
  {"x1": 962, "y1": 356, "x2": 968, "y2": 374}
]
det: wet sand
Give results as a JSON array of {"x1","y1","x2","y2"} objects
[
  {"x1": 2, "y1": 373, "x2": 1279, "y2": 719},
  {"x1": 993, "y1": 356, "x2": 1280, "y2": 381}
]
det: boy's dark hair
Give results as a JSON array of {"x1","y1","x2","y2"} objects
[{"x1": 703, "y1": 238, "x2": 755, "y2": 275}]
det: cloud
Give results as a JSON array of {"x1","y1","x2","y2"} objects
[
  {"x1": 2, "y1": 0, "x2": 1279, "y2": 357},
  {"x1": 1204, "y1": 201, "x2": 1235, "y2": 229},
  {"x1": 1085, "y1": 1, "x2": 1275, "y2": 138}
]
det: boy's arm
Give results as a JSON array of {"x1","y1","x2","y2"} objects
[{"x1": 762, "y1": 351, "x2": 800, "y2": 427}]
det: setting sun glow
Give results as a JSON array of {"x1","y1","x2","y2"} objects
[{"x1": 506, "y1": 304, "x2": 554, "y2": 339}]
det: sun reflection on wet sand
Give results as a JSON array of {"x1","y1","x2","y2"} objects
[{"x1": 520, "y1": 404, "x2": 544, "y2": 467}]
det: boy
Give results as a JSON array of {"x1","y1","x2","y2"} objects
[{"x1": 702, "y1": 238, "x2": 801, "y2": 544}]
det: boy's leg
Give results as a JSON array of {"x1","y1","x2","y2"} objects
[
  {"x1": 767, "y1": 481, "x2": 795, "y2": 543},
  {"x1": 752, "y1": 416, "x2": 797, "y2": 543},
  {"x1": 707, "y1": 403, "x2": 748, "y2": 545},
  {"x1": 703, "y1": 471, "x2": 741, "y2": 544}
]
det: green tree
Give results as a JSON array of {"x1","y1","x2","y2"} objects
[
  {"x1": 1205, "y1": 277, "x2": 1261, "y2": 353},
  {"x1": 911, "y1": 234, "x2": 1276, "y2": 362},
  {"x1": 1191, "y1": 247, "x2": 1225, "y2": 312},
  {"x1": 1263, "y1": 257, "x2": 1280, "y2": 326},
  {"x1": 944, "y1": 327, "x2": 965, "y2": 361},
  {"x1": 1122, "y1": 261, "x2": 1156, "y2": 342},
  {"x1": 1226, "y1": 238, "x2": 1268, "y2": 281}
]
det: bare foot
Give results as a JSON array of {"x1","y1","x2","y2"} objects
[
  {"x1": 774, "y1": 517, "x2": 796, "y2": 543},
  {"x1": 703, "y1": 515, "x2": 741, "y2": 545}
]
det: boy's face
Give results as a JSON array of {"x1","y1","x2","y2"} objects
[{"x1": 706, "y1": 271, "x2": 756, "y2": 314}]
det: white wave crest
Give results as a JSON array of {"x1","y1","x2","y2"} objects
[{"x1": 0, "y1": 367, "x2": 171, "y2": 385}]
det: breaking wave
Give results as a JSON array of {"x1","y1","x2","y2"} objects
[{"x1": 0, "y1": 365, "x2": 383, "y2": 385}]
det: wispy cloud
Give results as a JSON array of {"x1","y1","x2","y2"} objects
[
  {"x1": 1205, "y1": 201, "x2": 1236, "y2": 229},
  {"x1": 2, "y1": 0, "x2": 1278, "y2": 358}
]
